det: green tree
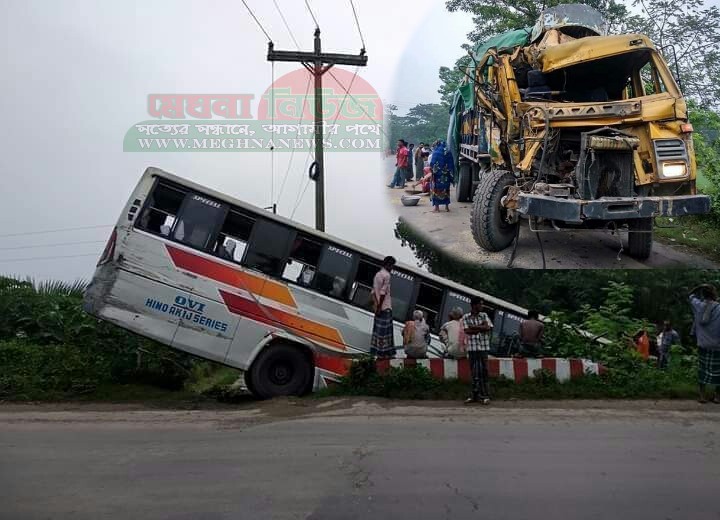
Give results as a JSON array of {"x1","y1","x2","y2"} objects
[
  {"x1": 438, "y1": 55, "x2": 472, "y2": 106},
  {"x1": 627, "y1": 0, "x2": 720, "y2": 108},
  {"x1": 445, "y1": 0, "x2": 629, "y2": 45}
]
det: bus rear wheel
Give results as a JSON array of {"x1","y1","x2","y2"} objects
[{"x1": 248, "y1": 343, "x2": 314, "y2": 399}]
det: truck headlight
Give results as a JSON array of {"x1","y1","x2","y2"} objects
[{"x1": 660, "y1": 162, "x2": 688, "y2": 179}]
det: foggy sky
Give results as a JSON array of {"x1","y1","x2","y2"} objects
[{"x1": 0, "y1": 0, "x2": 473, "y2": 281}]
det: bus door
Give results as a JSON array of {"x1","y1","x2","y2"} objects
[{"x1": 168, "y1": 193, "x2": 240, "y2": 363}]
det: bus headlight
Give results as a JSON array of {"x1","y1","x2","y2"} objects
[{"x1": 660, "y1": 162, "x2": 688, "y2": 179}]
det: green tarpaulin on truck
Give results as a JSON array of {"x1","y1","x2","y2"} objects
[{"x1": 447, "y1": 28, "x2": 531, "y2": 167}]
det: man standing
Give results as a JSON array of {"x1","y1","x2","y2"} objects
[
  {"x1": 463, "y1": 297, "x2": 493, "y2": 404},
  {"x1": 406, "y1": 143, "x2": 415, "y2": 181},
  {"x1": 414, "y1": 142, "x2": 426, "y2": 181},
  {"x1": 371, "y1": 256, "x2": 397, "y2": 359},
  {"x1": 689, "y1": 284, "x2": 720, "y2": 403},
  {"x1": 388, "y1": 140, "x2": 409, "y2": 188},
  {"x1": 519, "y1": 310, "x2": 544, "y2": 357},
  {"x1": 656, "y1": 320, "x2": 680, "y2": 369}
]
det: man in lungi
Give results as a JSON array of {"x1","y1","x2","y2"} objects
[
  {"x1": 463, "y1": 296, "x2": 493, "y2": 405},
  {"x1": 371, "y1": 256, "x2": 396, "y2": 358},
  {"x1": 689, "y1": 284, "x2": 720, "y2": 404}
]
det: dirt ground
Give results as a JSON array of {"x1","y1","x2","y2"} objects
[{"x1": 384, "y1": 159, "x2": 720, "y2": 269}]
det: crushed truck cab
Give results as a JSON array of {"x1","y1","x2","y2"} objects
[{"x1": 448, "y1": 4, "x2": 710, "y2": 259}]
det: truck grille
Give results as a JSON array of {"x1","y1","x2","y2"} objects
[{"x1": 654, "y1": 139, "x2": 688, "y2": 163}]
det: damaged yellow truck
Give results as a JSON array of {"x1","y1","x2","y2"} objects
[{"x1": 448, "y1": 4, "x2": 710, "y2": 259}]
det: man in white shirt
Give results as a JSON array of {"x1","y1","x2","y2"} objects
[{"x1": 371, "y1": 256, "x2": 396, "y2": 358}]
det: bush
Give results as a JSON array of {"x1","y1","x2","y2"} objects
[{"x1": 0, "y1": 276, "x2": 196, "y2": 399}]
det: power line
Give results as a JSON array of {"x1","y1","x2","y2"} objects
[
  {"x1": 327, "y1": 68, "x2": 389, "y2": 140},
  {"x1": 276, "y1": 73, "x2": 313, "y2": 207},
  {"x1": 272, "y1": 0, "x2": 300, "y2": 50},
  {"x1": 303, "y1": 0, "x2": 320, "y2": 29},
  {"x1": 240, "y1": 0, "x2": 273, "y2": 42},
  {"x1": 0, "y1": 224, "x2": 113, "y2": 238},
  {"x1": 0, "y1": 253, "x2": 98, "y2": 263},
  {"x1": 349, "y1": 0, "x2": 366, "y2": 50},
  {"x1": 0, "y1": 240, "x2": 105, "y2": 251}
]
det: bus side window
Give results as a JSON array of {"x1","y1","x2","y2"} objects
[
  {"x1": 390, "y1": 270, "x2": 416, "y2": 323},
  {"x1": 415, "y1": 281, "x2": 444, "y2": 332},
  {"x1": 313, "y1": 245, "x2": 356, "y2": 300},
  {"x1": 282, "y1": 235, "x2": 322, "y2": 286},
  {"x1": 137, "y1": 182, "x2": 185, "y2": 236},
  {"x1": 243, "y1": 219, "x2": 296, "y2": 276},
  {"x1": 172, "y1": 194, "x2": 228, "y2": 250},
  {"x1": 350, "y1": 258, "x2": 381, "y2": 311},
  {"x1": 440, "y1": 291, "x2": 471, "y2": 325},
  {"x1": 214, "y1": 209, "x2": 254, "y2": 264}
]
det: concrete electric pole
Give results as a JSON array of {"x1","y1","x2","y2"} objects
[{"x1": 267, "y1": 29, "x2": 367, "y2": 232}]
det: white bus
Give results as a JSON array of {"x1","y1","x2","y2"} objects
[{"x1": 83, "y1": 167, "x2": 530, "y2": 398}]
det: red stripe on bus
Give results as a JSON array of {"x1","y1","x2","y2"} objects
[
  {"x1": 219, "y1": 289, "x2": 347, "y2": 351},
  {"x1": 166, "y1": 245, "x2": 297, "y2": 308}
]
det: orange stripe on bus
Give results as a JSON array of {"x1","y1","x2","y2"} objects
[
  {"x1": 166, "y1": 245, "x2": 297, "y2": 308},
  {"x1": 219, "y1": 289, "x2": 347, "y2": 352}
]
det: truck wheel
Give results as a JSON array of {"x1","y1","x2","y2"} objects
[
  {"x1": 627, "y1": 218, "x2": 653, "y2": 260},
  {"x1": 456, "y1": 162, "x2": 472, "y2": 202},
  {"x1": 248, "y1": 343, "x2": 313, "y2": 399},
  {"x1": 471, "y1": 170, "x2": 518, "y2": 251}
]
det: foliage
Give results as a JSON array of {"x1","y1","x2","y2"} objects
[
  {"x1": 445, "y1": 0, "x2": 630, "y2": 44},
  {"x1": 387, "y1": 103, "x2": 451, "y2": 149},
  {"x1": 627, "y1": 0, "x2": 720, "y2": 109},
  {"x1": 438, "y1": 55, "x2": 472, "y2": 106},
  {"x1": 0, "y1": 276, "x2": 194, "y2": 399}
]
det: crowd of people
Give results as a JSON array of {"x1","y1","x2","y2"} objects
[
  {"x1": 388, "y1": 139, "x2": 455, "y2": 213},
  {"x1": 367, "y1": 256, "x2": 720, "y2": 405}
]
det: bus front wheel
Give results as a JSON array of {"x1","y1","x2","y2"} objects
[{"x1": 248, "y1": 343, "x2": 314, "y2": 399}]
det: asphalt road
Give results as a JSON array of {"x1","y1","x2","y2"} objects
[
  {"x1": 384, "y1": 160, "x2": 719, "y2": 269},
  {"x1": 2, "y1": 399, "x2": 719, "y2": 520}
]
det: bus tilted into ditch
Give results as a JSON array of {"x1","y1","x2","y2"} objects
[{"x1": 84, "y1": 167, "x2": 530, "y2": 398}]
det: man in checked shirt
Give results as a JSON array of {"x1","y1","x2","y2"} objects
[{"x1": 463, "y1": 296, "x2": 493, "y2": 405}]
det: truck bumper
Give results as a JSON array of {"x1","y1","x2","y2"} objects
[{"x1": 516, "y1": 194, "x2": 711, "y2": 223}]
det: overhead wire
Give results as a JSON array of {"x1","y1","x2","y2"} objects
[
  {"x1": 349, "y1": 0, "x2": 366, "y2": 50},
  {"x1": 326, "y1": 69, "x2": 390, "y2": 141},
  {"x1": 0, "y1": 240, "x2": 105, "y2": 251},
  {"x1": 240, "y1": 0, "x2": 273, "y2": 42},
  {"x1": 304, "y1": 0, "x2": 320, "y2": 28},
  {"x1": 0, "y1": 224, "x2": 113, "y2": 238},
  {"x1": 272, "y1": 0, "x2": 301, "y2": 50},
  {"x1": 276, "y1": 73, "x2": 313, "y2": 207},
  {"x1": 0, "y1": 253, "x2": 99, "y2": 263}
]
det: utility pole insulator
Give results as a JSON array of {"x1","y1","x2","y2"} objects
[{"x1": 267, "y1": 30, "x2": 368, "y2": 232}]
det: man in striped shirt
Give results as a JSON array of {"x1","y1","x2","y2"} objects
[{"x1": 463, "y1": 296, "x2": 493, "y2": 404}]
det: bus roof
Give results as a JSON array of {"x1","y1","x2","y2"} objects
[{"x1": 139, "y1": 166, "x2": 530, "y2": 317}]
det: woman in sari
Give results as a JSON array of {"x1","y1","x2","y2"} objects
[{"x1": 429, "y1": 140, "x2": 455, "y2": 212}]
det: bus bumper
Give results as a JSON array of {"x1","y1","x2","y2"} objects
[{"x1": 516, "y1": 194, "x2": 711, "y2": 223}]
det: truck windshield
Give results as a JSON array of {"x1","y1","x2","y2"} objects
[{"x1": 528, "y1": 49, "x2": 674, "y2": 103}]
